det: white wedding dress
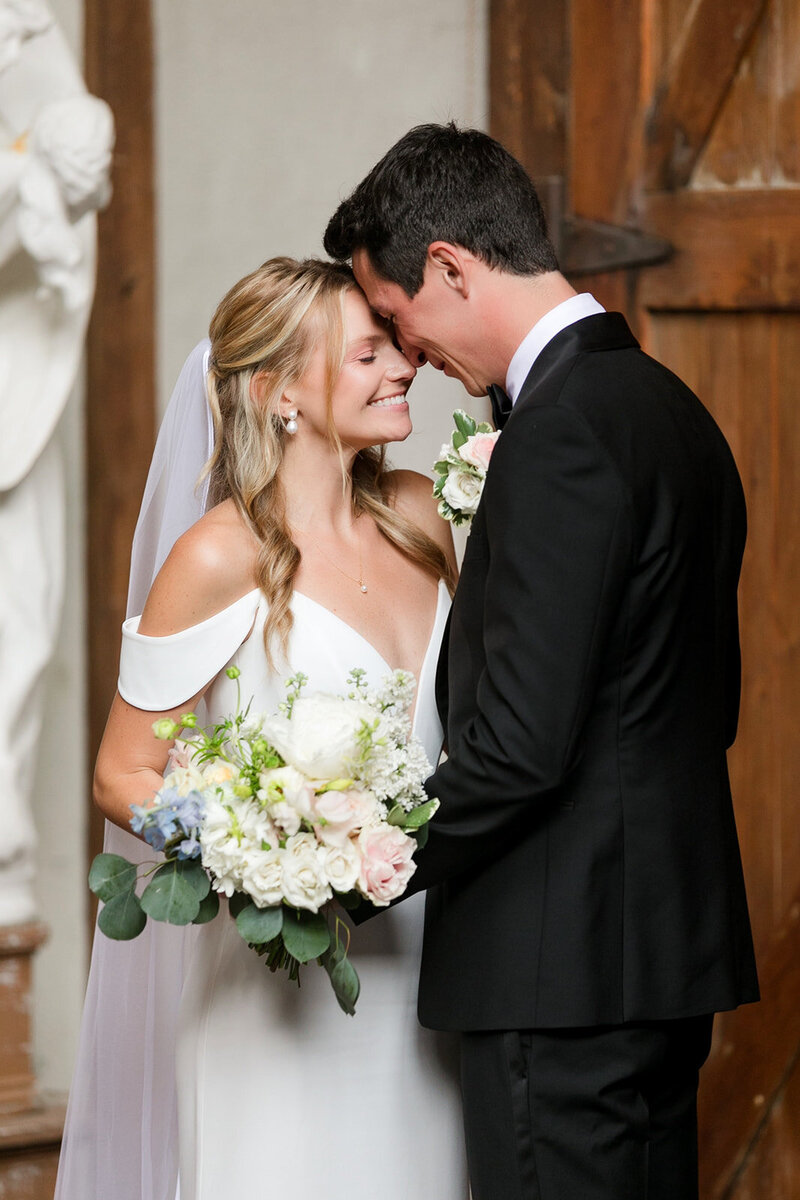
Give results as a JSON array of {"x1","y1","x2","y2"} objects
[{"x1": 117, "y1": 578, "x2": 468, "y2": 1200}]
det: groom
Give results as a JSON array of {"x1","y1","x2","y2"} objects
[{"x1": 324, "y1": 123, "x2": 759, "y2": 1200}]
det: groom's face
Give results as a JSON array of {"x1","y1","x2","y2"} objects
[{"x1": 353, "y1": 249, "x2": 487, "y2": 398}]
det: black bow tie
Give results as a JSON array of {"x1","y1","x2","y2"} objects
[{"x1": 487, "y1": 384, "x2": 512, "y2": 430}]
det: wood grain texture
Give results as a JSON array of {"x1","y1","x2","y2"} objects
[
  {"x1": 84, "y1": 0, "x2": 156, "y2": 874},
  {"x1": 644, "y1": 0, "x2": 770, "y2": 189},
  {"x1": 696, "y1": 898, "x2": 800, "y2": 1199},
  {"x1": 490, "y1": 0, "x2": 567, "y2": 178},
  {"x1": 570, "y1": 0, "x2": 645, "y2": 223},
  {"x1": 641, "y1": 190, "x2": 800, "y2": 309}
]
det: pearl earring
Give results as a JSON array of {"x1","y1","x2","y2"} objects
[{"x1": 284, "y1": 408, "x2": 298, "y2": 435}]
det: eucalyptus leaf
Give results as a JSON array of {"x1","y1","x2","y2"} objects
[
  {"x1": 89, "y1": 853, "x2": 137, "y2": 902},
  {"x1": 173, "y1": 858, "x2": 210, "y2": 900},
  {"x1": 228, "y1": 891, "x2": 250, "y2": 918},
  {"x1": 335, "y1": 890, "x2": 362, "y2": 911},
  {"x1": 452, "y1": 430, "x2": 467, "y2": 450},
  {"x1": 324, "y1": 946, "x2": 360, "y2": 1016},
  {"x1": 192, "y1": 889, "x2": 220, "y2": 924},
  {"x1": 140, "y1": 867, "x2": 200, "y2": 925},
  {"x1": 282, "y1": 908, "x2": 331, "y2": 963},
  {"x1": 98, "y1": 890, "x2": 147, "y2": 940},
  {"x1": 235, "y1": 903, "x2": 284, "y2": 945},
  {"x1": 386, "y1": 804, "x2": 407, "y2": 826}
]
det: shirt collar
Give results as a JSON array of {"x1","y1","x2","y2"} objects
[{"x1": 505, "y1": 293, "x2": 606, "y2": 404}]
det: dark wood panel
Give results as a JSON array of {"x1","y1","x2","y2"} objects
[
  {"x1": 642, "y1": 190, "x2": 800, "y2": 310},
  {"x1": 649, "y1": 313, "x2": 779, "y2": 953},
  {"x1": 644, "y1": 0, "x2": 769, "y2": 190},
  {"x1": 570, "y1": 0, "x2": 645, "y2": 223},
  {"x1": 490, "y1": 0, "x2": 567, "y2": 178},
  {"x1": 84, "y1": 0, "x2": 156, "y2": 880},
  {"x1": 697, "y1": 898, "x2": 800, "y2": 1199}
]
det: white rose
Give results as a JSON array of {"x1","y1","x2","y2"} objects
[
  {"x1": 281, "y1": 833, "x2": 332, "y2": 912},
  {"x1": 241, "y1": 848, "x2": 284, "y2": 908},
  {"x1": 442, "y1": 467, "x2": 482, "y2": 515},
  {"x1": 322, "y1": 839, "x2": 361, "y2": 894},
  {"x1": 262, "y1": 694, "x2": 376, "y2": 779}
]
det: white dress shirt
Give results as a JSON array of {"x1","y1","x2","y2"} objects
[{"x1": 505, "y1": 293, "x2": 606, "y2": 404}]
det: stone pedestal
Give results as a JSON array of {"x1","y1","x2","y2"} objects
[{"x1": 0, "y1": 923, "x2": 66, "y2": 1199}]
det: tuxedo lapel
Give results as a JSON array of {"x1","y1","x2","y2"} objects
[
  {"x1": 433, "y1": 608, "x2": 452, "y2": 728},
  {"x1": 512, "y1": 312, "x2": 639, "y2": 416}
]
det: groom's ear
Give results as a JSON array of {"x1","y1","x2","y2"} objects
[{"x1": 427, "y1": 242, "x2": 471, "y2": 298}]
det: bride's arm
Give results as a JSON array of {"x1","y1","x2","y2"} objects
[{"x1": 94, "y1": 508, "x2": 257, "y2": 833}]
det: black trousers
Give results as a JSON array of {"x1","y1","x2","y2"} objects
[{"x1": 460, "y1": 1015, "x2": 714, "y2": 1200}]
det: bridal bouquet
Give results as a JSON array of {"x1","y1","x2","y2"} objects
[
  {"x1": 89, "y1": 667, "x2": 437, "y2": 1015},
  {"x1": 432, "y1": 409, "x2": 500, "y2": 526}
]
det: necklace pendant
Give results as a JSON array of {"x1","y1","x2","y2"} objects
[{"x1": 360, "y1": 583, "x2": 368, "y2": 593}]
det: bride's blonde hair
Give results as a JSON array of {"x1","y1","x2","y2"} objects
[{"x1": 203, "y1": 256, "x2": 455, "y2": 666}]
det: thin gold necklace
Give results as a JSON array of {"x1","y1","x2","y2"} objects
[{"x1": 304, "y1": 521, "x2": 368, "y2": 594}]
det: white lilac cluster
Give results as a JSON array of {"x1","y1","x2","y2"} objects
[
  {"x1": 348, "y1": 669, "x2": 432, "y2": 814},
  {"x1": 432, "y1": 409, "x2": 500, "y2": 526}
]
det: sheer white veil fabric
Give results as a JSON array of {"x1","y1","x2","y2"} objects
[{"x1": 55, "y1": 340, "x2": 214, "y2": 1200}]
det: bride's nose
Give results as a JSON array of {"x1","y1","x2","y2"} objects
[{"x1": 386, "y1": 349, "x2": 417, "y2": 381}]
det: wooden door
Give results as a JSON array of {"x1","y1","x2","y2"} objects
[{"x1": 492, "y1": 2, "x2": 800, "y2": 1195}]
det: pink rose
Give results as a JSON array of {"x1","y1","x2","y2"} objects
[
  {"x1": 357, "y1": 826, "x2": 417, "y2": 906},
  {"x1": 314, "y1": 788, "x2": 377, "y2": 848},
  {"x1": 458, "y1": 431, "x2": 500, "y2": 472}
]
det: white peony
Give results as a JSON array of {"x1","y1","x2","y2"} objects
[
  {"x1": 442, "y1": 467, "x2": 483, "y2": 515},
  {"x1": 322, "y1": 839, "x2": 361, "y2": 894},
  {"x1": 262, "y1": 694, "x2": 377, "y2": 780},
  {"x1": 281, "y1": 833, "x2": 332, "y2": 912}
]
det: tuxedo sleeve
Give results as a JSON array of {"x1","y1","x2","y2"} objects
[{"x1": 402, "y1": 402, "x2": 631, "y2": 897}]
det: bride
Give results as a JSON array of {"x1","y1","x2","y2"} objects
[{"x1": 55, "y1": 257, "x2": 468, "y2": 1199}]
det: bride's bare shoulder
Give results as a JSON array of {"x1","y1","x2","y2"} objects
[
  {"x1": 138, "y1": 499, "x2": 259, "y2": 635},
  {"x1": 385, "y1": 469, "x2": 457, "y2": 573}
]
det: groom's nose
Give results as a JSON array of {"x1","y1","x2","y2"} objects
[{"x1": 394, "y1": 330, "x2": 427, "y2": 367}]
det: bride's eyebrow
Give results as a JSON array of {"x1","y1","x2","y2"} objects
[{"x1": 346, "y1": 333, "x2": 384, "y2": 353}]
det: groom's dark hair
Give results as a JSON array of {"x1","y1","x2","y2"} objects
[{"x1": 324, "y1": 122, "x2": 559, "y2": 297}]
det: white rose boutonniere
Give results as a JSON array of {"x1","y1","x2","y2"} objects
[{"x1": 433, "y1": 410, "x2": 500, "y2": 526}]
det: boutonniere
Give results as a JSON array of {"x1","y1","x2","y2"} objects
[{"x1": 432, "y1": 409, "x2": 500, "y2": 526}]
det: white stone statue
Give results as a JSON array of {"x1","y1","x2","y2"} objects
[{"x1": 0, "y1": 0, "x2": 113, "y2": 925}]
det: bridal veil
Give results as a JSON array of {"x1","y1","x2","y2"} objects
[{"x1": 55, "y1": 340, "x2": 213, "y2": 1200}]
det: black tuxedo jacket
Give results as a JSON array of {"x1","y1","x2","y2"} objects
[{"x1": 406, "y1": 312, "x2": 759, "y2": 1032}]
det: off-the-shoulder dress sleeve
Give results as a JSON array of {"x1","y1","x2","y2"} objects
[{"x1": 118, "y1": 588, "x2": 261, "y2": 711}]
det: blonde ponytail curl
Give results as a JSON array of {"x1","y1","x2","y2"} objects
[{"x1": 202, "y1": 257, "x2": 454, "y2": 668}]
